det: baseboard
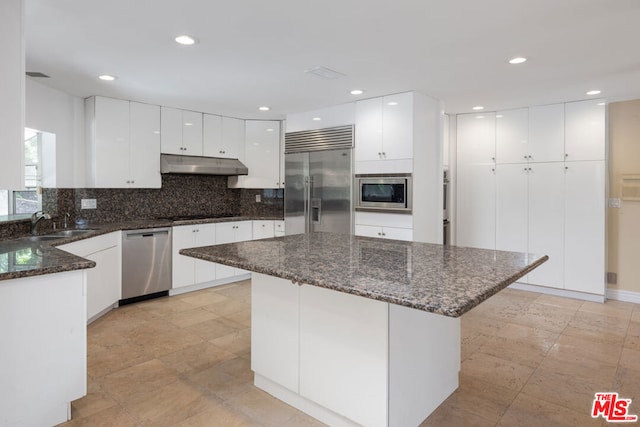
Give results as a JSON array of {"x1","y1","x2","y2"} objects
[
  {"x1": 606, "y1": 288, "x2": 640, "y2": 304},
  {"x1": 168, "y1": 273, "x2": 251, "y2": 296},
  {"x1": 508, "y1": 282, "x2": 605, "y2": 303}
]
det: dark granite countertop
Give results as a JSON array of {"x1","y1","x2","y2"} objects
[
  {"x1": 180, "y1": 232, "x2": 548, "y2": 317},
  {"x1": 0, "y1": 216, "x2": 283, "y2": 282}
]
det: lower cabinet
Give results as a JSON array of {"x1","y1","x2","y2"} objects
[
  {"x1": 253, "y1": 220, "x2": 275, "y2": 240},
  {"x1": 355, "y1": 224, "x2": 413, "y2": 241},
  {"x1": 58, "y1": 231, "x2": 121, "y2": 322},
  {"x1": 354, "y1": 212, "x2": 413, "y2": 242},
  {"x1": 275, "y1": 220, "x2": 285, "y2": 237}
]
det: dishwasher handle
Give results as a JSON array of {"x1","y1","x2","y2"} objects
[{"x1": 124, "y1": 229, "x2": 170, "y2": 239}]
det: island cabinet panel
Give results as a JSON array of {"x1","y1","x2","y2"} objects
[
  {"x1": 299, "y1": 284, "x2": 389, "y2": 427},
  {"x1": 251, "y1": 274, "x2": 299, "y2": 392}
]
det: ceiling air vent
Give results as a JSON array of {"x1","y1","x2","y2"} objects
[
  {"x1": 26, "y1": 72, "x2": 50, "y2": 78},
  {"x1": 304, "y1": 66, "x2": 346, "y2": 80}
]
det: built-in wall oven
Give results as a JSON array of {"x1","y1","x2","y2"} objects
[{"x1": 355, "y1": 174, "x2": 412, "y2": 213}]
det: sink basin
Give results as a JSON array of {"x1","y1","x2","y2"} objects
[
  {"x1": 48, "y1": 229, "x2": 96, "y2": 238},
  {"x1": 27, "y1": 235, "x2": 65, "y2": 242}
]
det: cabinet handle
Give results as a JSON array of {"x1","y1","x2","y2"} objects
[
  {"x1": 565, "y1": 153, "x2": 569, "y2": 158},
  {"x1": 378, "y1": 232, "x2": 382, "y2": 236},
  {"x1": 126, "y1": 180, "x2": 130, "y2": 184},
  {"x1": 131, "y1": 180, "x2": 135, "y2": 184},
  {"x1": 491, "y1": 157, "x2": 495, "y2": 161},
  {"x1": 382, "y1": 232, "x2": 386, "y2": 236},
  {"x1": 565, "y1": 166, "x2": 569, "y2": 171},
  {"x1": 523, "y1": 155, "x2": 527, "y2": 160}
]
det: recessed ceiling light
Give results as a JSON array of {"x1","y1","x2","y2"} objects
[
  {"x1": 472, "y1": 106, "x2": 484, "y2": 111},
  {"x1": 175, "y1": 35, "x2": 197, "y2": 45},
  {"x1": 184, "y1": 122, "x2": 193, "y2": 126},
  {"x1": 312, "y1": 117, "x2": 322, "y2": 121},
  {"x1": 597, "y1": 102, "x2": 606, "y2": 106},
  {"x1": 509, "y1": 57, "x2": 527, "y2": 64},
  {"x1": 350, "y1": 89, "x2": 364, "y2": 95},
  {"x1": 258, "y1": 106, "x2": 271, "y2": 111},
  {"x1": 98, "y1": 74, "x2": 117, "y2": 81},
  {"x1": 475, "y1": 115, "x2": 485, "y2": 119},
  {"x1": 496, "y1": 115, "x2": 504, "y2": 118},
  {"x1": 586, "y1": 90, "x2": 601, "y2": 96},
  {"x1": 266, "y1": 128, "x2": 274, "y2": 132},
  {"x1": 387, "y1": 101, "x2": 398, "y2": 106},
  {"x1": 153, "y1": 131, "x2": 160, "y2": 134}
]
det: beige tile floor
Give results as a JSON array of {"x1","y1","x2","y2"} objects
[{"x1": 58, "y1": 280, "x2": 640, "y2": 427}]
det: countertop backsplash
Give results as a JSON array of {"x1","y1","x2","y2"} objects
[{"x1": 0, "y1": 174, "x2": 283, "y2": 240}]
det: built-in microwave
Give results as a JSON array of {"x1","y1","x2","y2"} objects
[{"x1": 355, "y1": 174, "x2": 412, "y2": 213}]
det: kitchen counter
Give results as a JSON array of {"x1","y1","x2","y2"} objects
[
  {"x1": 180, "y1": 232, "x2": 548, "y2": 317},
  {"x1": 0, "y1": 216, "x2": 282, "y2": 282}
]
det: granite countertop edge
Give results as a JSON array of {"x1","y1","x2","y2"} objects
[
  {"x1": 0, "y1": 216, "x2": 283, "y2": 283},
  {"x1": 179, "y1": 244, "x2": 550, "y2": 318}
]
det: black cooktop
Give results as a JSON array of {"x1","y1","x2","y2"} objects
[{"x1": 158, "y1": 213, "x2": 236, "y2": 221}]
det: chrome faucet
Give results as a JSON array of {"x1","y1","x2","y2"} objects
[
  {"x1": 30, "y1": 211, "x2": 51, "y2": 235},
  {"x1": 64, "y1": 212, "x2": 70, "y2": 229}
]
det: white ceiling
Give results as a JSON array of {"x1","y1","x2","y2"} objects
[{"x1": 25, "y1": 0, "x2": 640, "y2": 120}]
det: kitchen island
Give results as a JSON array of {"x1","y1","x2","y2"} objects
[{"x1": 180, "y1": 232, "x2": 547, "y2": 427}]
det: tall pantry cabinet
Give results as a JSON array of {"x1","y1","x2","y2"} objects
[{"x1": 456, "y1": 99, "x2": 606, "y2": 297}]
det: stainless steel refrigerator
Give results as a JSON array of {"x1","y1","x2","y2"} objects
[{"x1": 285, "y1": 149, "x2": 352, "y2": 235}]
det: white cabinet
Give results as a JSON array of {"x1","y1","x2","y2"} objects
[
  {"x1": 203, "y1": 114, "x2": 243, "y2": 159},
  {"x1": 275, "y1": 220, "x2": 285, "y2": 237},
  {"x1": 528, "y1": 162, "x2": 565, "y2": 288},
  {"x1": 160, "y1": 107, "x2": 203, "y2": 155},
  {"x1": 495, "y1": 164, "x2": 528, "y2": 253},
  {"x1": 564, "y1": 161, "x2": 605, "y2": 294},
  {"x1": 86, "y1": 96, "x2": 161, "y2": 188},
  {"x1": 355, "y1": 224, "x2": 413, "y2": 242},
  {"x1": 529, "y1": 103, "x2": 565, "y2": 162},
  {"x1": 564, "y1": 100, "x2": 606, "y2": 161},
  {"x1": 496, "y1": 108, "x2": 529, "y2": 164},
  {"x1": 58, "y1": 231, "x2": 121, "y2": 322},
  {"x1": 172, "y1": 223, "x2": 216, "y2": 289},
  {"x1": 229, "y1": 120, "x2": 281, "y2": 189},
  {"x1": 456, "y1": 164, "x2": 496, "y2": 250},
  {"x1": 0, "y1": 0, "x2": 23, "y2": 190},
  {"x1": 355, "y1": 92, "x2": 414, "y2": 172},
  {"x1": 456, "y1": 112, "x2": 496, "y2": 165},
  {"x1": 215, "y1": 221, "x2": 253, "y2": 277},
  {"x1": 253, "y1": 220, "x2": 275, "y2": 240}
]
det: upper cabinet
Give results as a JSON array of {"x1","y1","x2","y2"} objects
[
  {"x1": 203, "y1": 114, "x2": 244, "y2": 159},
  {"x1": 160, "y1": 107, "x2": 203, "y2": 155},
  {"x1": 85, "y1": 96, "x2": 161, "y2": 188},
  {"x1": 355, "y1": 92, "x2": 414, "y2": 171},
  {"x1": 495, "y1": 108, "x2": 528, "y2": 164},
  {"x1": 456, "y1": 112, "x2": 496, "y2": 165},
  {"x1": 229, "y1": 120, "x2": 281, "y2": 189},
  {"x1": 0, "y1": 0, "x2": 24, "y2": 190},
  {"x1": 565, "y1": 99, "x2": 606, "y2": 161},
  {"x1": 529, "y1": 103, "x2": 565, "y2": 162}
]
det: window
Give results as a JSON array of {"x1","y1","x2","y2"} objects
[{"x1": 0, "y1": 128, "x2": 44, "y2": 216}]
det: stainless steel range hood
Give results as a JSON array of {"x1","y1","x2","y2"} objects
[{"x1": 160, "y1": 154, "x2": 248, "y2": 176}]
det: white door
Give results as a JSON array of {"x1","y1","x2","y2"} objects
[
  {"x1": 242, "y1": 120, "x2": 281, "y2": 188},
  {"x1": 355, "y1": 97, "x2": 383, "y2": 162},
  {"x1": 495, "y1": 108, "x2": 528, "y2": 164},
  {"x1": 194, "y1": 224, "x2": 217, "y2": 284},
  {"x1": 495, "y1": 163, "x2": 528, "y2": 253},
  {"x1": 529, "y1": 104, "x2": 565, "y2": 163},
  {"x1": 172, "y1": 225, "x2": 196, "y2": 288},
  {"x1": 382, "y1": 92, "x2": 413, "y2": 160},
  {"x1": 564, "y1": 161, "x2": 605, "y2": 295},
  {"x1": 94, "y1": 97, "x2": 130, "y2": 188},
  {"x1": 456, "y1": 164, "x2": 496, "y2": 250},
  {"x1": 564, "y1": 100, "x2": 605, "y2": 161},
  {"x1": 203, "y1": 113, "x2": 223, "y2": 158},
  {"x1": 160, "y1": 106, "x2": 183, "y2": 155},
  {"x1": 456, "y1": 112, "x2": 496, "y2": 165},
  {"x1": 130, "y1": 102, "x2": 161, "y2": 188},
  {"x1": 528, "y1": 162, "x2": 565, "y2": 289},
  {"x1": 181, "y1": 110, "x2": 203, "y2": 155}
]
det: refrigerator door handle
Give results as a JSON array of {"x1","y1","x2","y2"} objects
[{"x1": 304, "y1": 176, "x2": 311, "y2": 233}]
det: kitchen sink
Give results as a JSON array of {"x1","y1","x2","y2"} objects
[
  {"x1": 27, "y1": 235, "x2": 65, "y2": 242},
  {"x1": 48, "y1": 229, "x2": 96, "y2": 238}
]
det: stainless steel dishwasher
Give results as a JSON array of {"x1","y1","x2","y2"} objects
[{"x1": 121, "y1": 227, "x2": 172, "y2": 301}]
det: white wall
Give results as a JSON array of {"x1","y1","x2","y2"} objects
[
  {"x1": 25, "y1": 79, "x2": 85, "y2": 188},
  {"x1": 0, "y1": 0, "x2": 25, "y2": 190}
]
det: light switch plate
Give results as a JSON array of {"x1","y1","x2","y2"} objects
[
  {"x1": 608, "y1": 198, "x2": 621, "y2": 208},
  {"x1": 255, "y1": 194, "x2": 261, "y2": 203},
  {"x1": 81, "y1": 198, "x2": 97, "y2": 209}
]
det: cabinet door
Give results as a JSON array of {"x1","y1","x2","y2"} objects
[
  {"x1": 214, "y1": 222, "x2": 237, "y2": 279},
  {"x1": 239, "y1": 120, "x2": 281, "y2": 188},
  {"x1": 355, "y1": 97, "x2": 383, "y2": 162},
  {"x1": 85, "y1": 245, "x2": 120, "y2": 320},
  {"x1": 457, "y1": 113, "x2": 496, "y2": 165},
  {"x1": 160, "y1": 106, "x2": 183, "y2": 155},
  {"x1": 299, "y1": 285, "x2": 388, "y2": 426},
  {"x1": 355, "y1": 224, "x2": 383, "y2": 239},
  {"x1": 495, "y1": 164, "x2": 528, "y2": 253},
  {"x1": 382, "y1": 227, "x2": 413, "y2": 242},
  {"x1": 528, "y1": 162, "x2": 565, "y2": 289},
  {"x1": 564, "y1": 161, "x2": 605, "y2": 294},
  {"x1": 529, "y1": 104, "x2": 564, "y2": 162},
  {"x1": 456, "y1": 164, "x2": 495, "y2": 250},
  {"x1": 275, "y1": 220, "x2": 285, "y2": 236},
  {"x1": 496, "y1": 108, "x2": 528, "y2": 164},
  {"x1": 172, "y1": 225, "x2": 196, "y2": 288},
  {"x1": 221, "y1": 117, "x2": 244, "y2": 159},
  {"x1": 382, "y1": 92, "x2": 413, "y2": 160},
  {"x1": 253, "y1": 220, "x2": 275, "y2": 240},
  {"x1": 203, "y1": 114, "x2": 223, "y2": 157},
  {"x1": 130, "y1": 102, "x2": 161, "y2": 188},
  {"x1": 194, "y1": 224, "x2": 217, "y2": 284},
  {"x1": 94, "y1": 97, "x2": 130, "y2": 188},
  {"x1": 565, "y1": 100, "x2": 605, "y2": 161},
  {"x1": 234, "y1": 221, "x2": 253, "y2": 242},
  {"x1": 181, "y1": 110, "x2": 203, "y2": 155}
]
